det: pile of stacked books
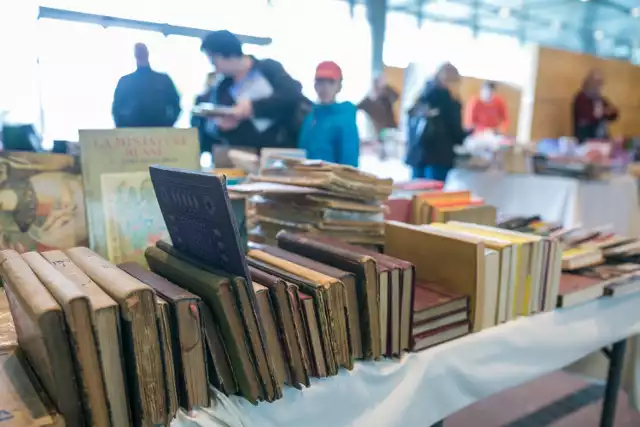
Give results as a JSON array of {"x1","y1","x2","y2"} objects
[
  {"x1": 230, "y1": 159, "x2": 393, "y2": 246},
  {"x1": 399, "y1": 220, "x2": 563, "y2": 339},
  {"x1": 498, "y1": 216, "x2": 640, "y2": 307},
  {"x1": 385, "y1": 189, "x2": 497, "y2": 226}
]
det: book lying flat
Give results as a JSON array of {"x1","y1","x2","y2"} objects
[
  {"x1": 22, "y1": 252, "x2": 111, "y2": 427},
  {"x1": 413, "y1": 282, "x2": 469, "y2": 324},
  {"x1": 145, "y1": 246, "x2": 262, "y2": 404},
  {"x1": 42, "y1": 250, "x2": 130, "y2": 427},
  {"x1": 0, "y1": 250, "x2": 83, "y2": 427},
  {"x1": 557, "y1": 273, "x2": 607, "y2": 308},
  {"x1": 412, "y1": 320, "x2": 471, "y2": 352},
  {"x1": 0, "y1": 349, "x2": 66, "y2": 427},
  {"x1": 119, "y1": 262, "x2": 209, "y2": 411},
  {"x1": 65, "y1": 247, "x2": 166, "y2": 427}
]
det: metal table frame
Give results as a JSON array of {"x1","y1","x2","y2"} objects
[{"x1": 429, "y1": 339, "x2": 628, "y2": 427}]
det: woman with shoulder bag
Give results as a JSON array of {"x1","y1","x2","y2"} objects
[{"x1": 405, "y1": 63, "x2": 470, "y2": 182}]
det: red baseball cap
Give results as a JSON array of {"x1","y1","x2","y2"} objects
[{"x1": 315, "y1": 61, "x2": 342, "y2": 81}]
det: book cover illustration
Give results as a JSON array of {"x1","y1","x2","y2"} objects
[
  {"x1": 101, "y1": 171, "x2": 169, "y2": 265},
  {"x1": 0, "y1": 152, "x2": 87, "y2": 252},
  {"x1": 79, "y1": 128, "x2": 199, "y2": 259}
]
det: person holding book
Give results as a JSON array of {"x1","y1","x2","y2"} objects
[
  {"x1": 298, "y1": 61, "x2": 359, "y2": 167},
  {"x1": 464, "y1": 81, "x2": 508, "y2": 134},
  {"x1": 405, "y1": 62, "x2": 468, "y2": 182},
  {"x1": 112, "y1": 43, "x2": 181, "y2": 128},
  {"x1": 572, "y1": 69, "x2": 619, "y2": 143},
  {"x1": 200, "y1": 30, "x2": 308, "y2": 150}
]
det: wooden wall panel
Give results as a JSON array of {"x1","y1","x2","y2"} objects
[{"x1": 520, "y1": 46, "x2": 640, "y2": 141}]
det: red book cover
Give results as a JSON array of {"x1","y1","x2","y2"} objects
[
  {"x1": 383, "y1": 199, "x2": 411, "y2": 222},
  {"x1": 413, "y1": 282, "x2": 467, "y2": 312},
  {"x1": 557, "y1": 273, "x2": 605, "y2": 307}
]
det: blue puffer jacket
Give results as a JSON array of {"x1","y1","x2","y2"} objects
[{"x1": 298, "y1": 102, "x2": 360, "y2": 167}]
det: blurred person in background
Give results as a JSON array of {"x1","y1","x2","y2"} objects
[
  {"x1": 572, "y1": 69, "x2": 619, "y2": 143},
  {"x1": 200, "y1": 30, "x2": 308, "y2": 151},
  {"x1": 464, "y1": 81, "x2": 508, "y2": 134},
  {"x1": 112, "y1": 43, "x2": 181, "y2": 128},
  {"x1": 191, "y1": 71, "x2": 221, "y2": 166},
  {"x1": 405, "y1": 62, "x2": 469, "y2": 182},
  {"x1": 298, "y1": 61, "x2": 359, "y2": 167},
  {"x1": 358, "y1": 74, "x2": 399, "y2": 160}
]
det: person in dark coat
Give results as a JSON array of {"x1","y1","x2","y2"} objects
[
  {"x1": 112, "y1": 43, "x2": 181, "y2": 128},
  {"x1": 572, "y1": 69, "x2": 618, "y2": 143},
  {"x1": 200, "y1": 30, "x2": 308, "y2": 150},
  {"x1": 405, "y1": 63, "x2": 469, "y2": 182}
]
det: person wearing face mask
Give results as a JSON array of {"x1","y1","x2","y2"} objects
[
  {"x1": 405, "y1": 62, "x2": 469, "y2": 181},
  {"x1": 200, "y1": 30, "x2": 308, "y2": 151},
  {"x1": 572, "y1": 69, "x2": 618, "y2": 143},
  {"x1": 298, "y1": 61, "x2": 359, "y2": 167},
  {"x1": 464, "y1": 81, "x2": 508, "y2": 134}
]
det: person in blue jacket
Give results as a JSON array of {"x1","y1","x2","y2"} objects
[{"x1": 298, "y1": 61, "x2": 360, "y2": 167}]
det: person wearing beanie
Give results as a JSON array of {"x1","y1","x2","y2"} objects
[
  {"x1": 298, "y1": 61, "x2": 360, "y2": 167},
  {"x1": 200, "y1": 30, "x2": 308, "y2": 150}
]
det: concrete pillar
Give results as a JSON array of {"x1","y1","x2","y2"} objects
[{"x1": 366, "y1": 0, "x2": 388, "y2": 76}]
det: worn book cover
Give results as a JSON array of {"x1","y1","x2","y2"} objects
[
  {"x1": 79, "y1": 128, "x2": 199, "y2": 261},
  {"x1": 0, "y1": 152, "x2": 87, "y2": 252},
  {"x1": 101, "y1": 171, "x2": 169, "y2": 266},
  {"x1": 0, "y1": 250, "x2": 83, "y2": 426}
]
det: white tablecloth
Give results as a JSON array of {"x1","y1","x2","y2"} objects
[
  {"x1": 175, "y1": 292, "x2": 640, "y2": 427},
  {"x1": 445, "y1": 170, "x2": 640, "y2": 237}
]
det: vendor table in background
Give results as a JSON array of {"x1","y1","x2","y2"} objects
[
  {"x1": 445, "y1": 169, "x2": 640, "y2": 237},
  {"x1": 175, "y1": 292, "x2": 640, "y2": 427}
]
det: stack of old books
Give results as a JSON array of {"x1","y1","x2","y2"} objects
[
  {"x1": 499, "y1": 217, "x2": 640, "y2": 307},
  {"x1": 397, "y1": 221, "x2": 563, "y2": 332},
  {"x1": 229, "y1": 159, "x2": 393, "y2": 246},
  {"x1": 385, "y1": 190, "x2": 497, "y2": 226}
]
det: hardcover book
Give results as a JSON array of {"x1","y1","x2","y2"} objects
[
  {"x1": 119, "y1": 262, "x2": 210, "y2": 411},
  {"x1": 42, "y1": 250, "x2": 130, "y2": 427},
  {"x1": 0, "y1": 250, "x2": 83, "y2": 427},
  {"x1": 22, "y1": 252, "x2": 110, "y2": 427},
  {"x1": 65, "y1": 247, "x2": 167, "y2": 427},
  {"x1": 0, "y1": 152, "x2": 87, "y2": 252},
  {"x1": 78, "y1": 128, "x2": 199, "y2": 262}
]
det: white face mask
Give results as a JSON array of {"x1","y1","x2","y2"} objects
[{"x1": 480, "y1": 88, "x2": 493, "y2": 102}]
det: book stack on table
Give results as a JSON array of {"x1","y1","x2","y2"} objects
[
  {"x1": 230, "y1": 159, "x2": 393, "y2": 246},
  {"x1": 498, "y1": 216, "x2": 640, "y2": 307}
]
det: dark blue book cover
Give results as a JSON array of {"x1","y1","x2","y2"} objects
[{"x1": 149, "y1": 165, "x2": 251, "y2": 285}]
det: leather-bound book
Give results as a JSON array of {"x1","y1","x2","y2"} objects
[
  {"x1": 557, "y1": 274, "x2": 606, "y2": 308},
  {"x1": 299, "y1": 293, "x2": 327, "y2": 377},
  {"x1": 119, "y1": 262, "x2": 209, "y2": 411},
  {"x1": 247, "y1": 249, "x2": 349, "y2": 375},
  {"x1": 155, "y1": 241, "x2": 279, "y2": 402},
  {"x1": 42, "y1": 250, "x2": 130, "y2": 427},
  {"x1": 0, "y1": 349, "x2": 66, "y2": 427},
  {"x1": 199, "y1": 303, "x2": 238, "y2": 396},
  {"x1": 249, "y1": 266, "x2": 309, "y2": 388},
  {"x1": 413, "y1": 282, "x2": 469, "y2": 324},
  {"x1": 253, "y1": 283, "x2": 289, "y2": 387},
  {"x1": 0, "y1": 250, "x2": 83, "y2": 427},
  {"x1": 65, "y1": 247, "x2": 166, "y2": 427},
  {"x1": 156, "y1": 298, "x2": 179, "y2": 420},
  {"x1": 276, "y1": 231, "x2": 382, "y2": 360},
  {"x1": 144, "y1": 246, "x2": 263, "y2": 404},
  {"x1": 252, "y1": 244, "x2": 361, "y2": 360},
  {"x1": 22, "y1": 252, "x2": 111, "y2": 427},
  {"x1": 412, "y1": 321, "x2": 470, "y2": 352}
]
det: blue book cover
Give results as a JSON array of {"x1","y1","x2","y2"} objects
[{"x1": 148, "y1": 165, "x2": 251, "y2": 286}]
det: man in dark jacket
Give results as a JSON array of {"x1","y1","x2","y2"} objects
[
  {"x1": 405, "y1": 63, "x2": 469, "y2": 182},
  {"x1": 200, "y1": 30, "x2": 306, "y2": 150},
  {"x1": 112, "y1": 43, "x2": 181, "y2": 128}
]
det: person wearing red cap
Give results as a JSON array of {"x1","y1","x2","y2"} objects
[{"x1": 298, "y1": 61, "x2": 360, "y2": 167}]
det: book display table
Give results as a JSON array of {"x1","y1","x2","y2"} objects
[
  {"x1": 445, "y1": 170, "x2": 640, "y2": 237},
  {"x1": 176, "y1": 291, "x2": 640, "y2": 427}
]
